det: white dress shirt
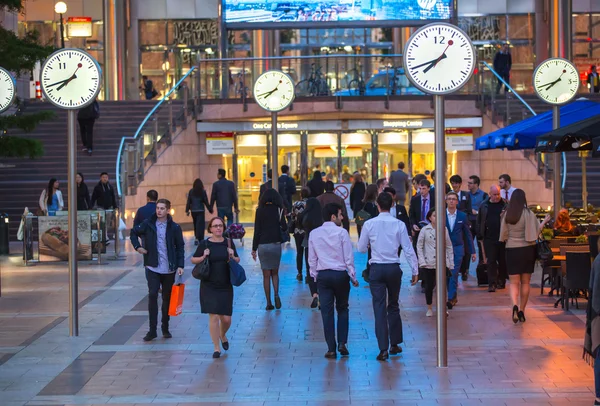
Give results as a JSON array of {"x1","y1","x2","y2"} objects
[
  {"x1": 447, "y1": 209, "x2": 457, "y2": 232},
  {"x1": 357, "y1": 212, "x2": 419, "y2": 275},
  {"x1": 308, "y1": 222, "x2": 356, "y2": 282},
  {"x1": 501, "y1": 186, "x2": 516, "y2": 201}
]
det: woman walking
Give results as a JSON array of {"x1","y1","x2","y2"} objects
[
  {"x1": 76, "y1": 173, "x2": 91, "y2": 210},
  {"x1": 350, "y1": 172, "x2": 366, "y2": 234},
  {"x1": 585, "y1": 239, "x2": 600, "y2": 405},
  {"x1": 186, "y1": 178, "x2": 212, "y2": 245},
  {"x1": 39, "y1": 178, "x2": 64, "y2": 215},
  {"x1": 299, "y1": 197, "x2": 323, "y2": 308},
  {"x1": 358, "y1": 184, "x2": 379, "y2": 236},
  {"x1": 500, "y1": 189, "x2": 550, "y2": 323},
  {"x1": 291, "y1": 187, "x2": 310, "y2": 282},
  {"x1": 252, "y1": 188, "x2": 287, "y2": 310},
  {"x1": 416, "y1": 209, "x2": 454, "y2": 317},
  {"x1": 192, "y1": 217, "x2": 240, "y2": 359}
]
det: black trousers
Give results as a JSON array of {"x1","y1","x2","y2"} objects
[
  {"x1": 191, "y1": 211, "x2": 205, "y2": 240},
  {"x1": 145, "y1": 268, "x2": 175, "y2": 332},
  {"x1": 483, "y1": 239, "x2": 507, "y2": 286},
  {"x1": 496, "y1": 72, "x2": 510, "y2": 94},
  {"x1": 369, "y1": 263, "x2": 403, "y2": 350},
  {"x1": 317, "y1": 270, "x2": 350, "y2": 352},
  {"x1": 294, "y1": 233, "x2": 317, "y2": 296},
  {"x1": 78, "y1": 118, "x2": 95, "y2": 150},
  {"x1": 421, "y1": 267, "x2": 436, "y2": 305}
]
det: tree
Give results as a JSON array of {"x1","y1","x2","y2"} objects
[{"x1": 0, "y1": 0, "x2": 55, "y2": 158}]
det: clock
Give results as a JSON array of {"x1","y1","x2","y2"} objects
[
  {"x1": 40, "y1": 48, "x2": 102, "y2": 109},
  {"x1": 253, "y1": 70, "x2": 295, "y2": 112},
  {"x1": 404, "y1": 23, "x2": 476, "y2": 95},
  {"x1": 0, "y1": 67, "x2": 16, "y2": 113},
  {"x1": 533, "y1": 58, "x2": 580, "y2": 105}
]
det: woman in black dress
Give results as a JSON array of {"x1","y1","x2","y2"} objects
[
  {"x1": 76, "y1": 172, "x2": 91, "y2": 210},
  {"x1": 192, "y1": 216, "x2": 240, "y2": 359}
]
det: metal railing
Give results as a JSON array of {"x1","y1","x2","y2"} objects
[{"x1": 116, "y1": 67, "x2": 199, "y2": 204}]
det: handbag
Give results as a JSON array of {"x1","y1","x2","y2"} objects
[
  {"x1": 192, "y1": 240, "x2": 211, "y2": 280},
  {"x1": 227, "y1": 238, "x2": 246, "y2": 286},
  {"x1": 355, "y1": 209, "x2": 372, "y2": 227},
  {"x1": 168, "y1": 273, "x2": 185, "y2": 316},
  {"x1": 279, "y1": 208, "x2": 290, "y2": 243},
  {"x1": 536, "y1": 235, "x2": 554, "y2": 261}
]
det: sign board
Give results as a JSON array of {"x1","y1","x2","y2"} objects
[
  {"x1": 38, "y1": 215, "x2": 92, "y2": 261},
  {"x1": 334, "y1": 183, "x2": 353, "y2": 219},
  {"x1": 67, "y1": 17, "x2": 93, "y2": 38},
  {"x1": 206, "y1": 132, "x2": 234, "y2": 155},
  {"x1": 445, "y1": 128, "x2": 473, "y2": 151}
]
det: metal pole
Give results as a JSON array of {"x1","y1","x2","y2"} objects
[
  {"x1": 300, "y1": 131, "x2": 308, "y2": 187},
  {"x1": 371, "y1": 131, "x2": 379, "y2": 183},
  {"x1": 272, "y1": 112, "x2": 279, "y2": 192},
  {"x1": 337, "y1": 132, "x2": 343, "y2": 182},
  {"x1": 67, "y1": 110, "x2": 79, "y2": 336},
  {"x1": 408, "y1": 130, "x2": 413, "y2": 178},
  {"x1": 552, "y1": 105, "x2": 561, "y2": 220},
  {"x1": 114, "y1": 209, "x2": 121, "y2": 258},
  {"x1": 434, "y1": 95, "x2": 447, "y2": 368},
  {"x1": 232, "y1": 134, "x2": 239, "y2": 192},
  {"x1": 96, "y1": 212, "x2": 103, "y2": 265},
  {"x1": 582, "y1": 153, "x2": 588, "y2": 211},
  {"x1": 59, "y1": 13, "x2": 65, "y2": 48}
]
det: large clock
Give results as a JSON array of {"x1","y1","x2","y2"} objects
[
  {"x1": 533, "y1": 58, "x2": 580, "y2": 105},
  {"x1": 253, "y1": 70, "x2": 295, "y2": 112},
  {"x1": 404, "y1": 23, "x2": 476, "y2": 95},
  {"x1": 40, "y1": 48, "x2": 102, "y2": 109},
  {"x1": 0, "y1": 67, "x2": 16, "y2": 113}
]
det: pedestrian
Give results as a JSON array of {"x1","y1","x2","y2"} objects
[
  {"x1": 493, "y1": 43, "x2": 512, "y2": 94},
  {"x1": 90, "y1": 172, "x2": 117, "y2": 210},
  {"x1": 411, "y1": 174, "x2": 427, "y2": 196},
  {"x1": 588, "y1": 65, "x2": 600, "y2": 94},
  {"x1": 300, "y1": 197, "x2": 323, "y2": 308},
  {"x1": 259, "y1": 169, "x2": 273, "y2": 201},
  {"x1": 77, "y1": 98, "x2": 99, "y2": 155},
  {"x1": 430, "y1": 170, "x2": 451, "y2": 194},
  {"x1": 317, "y1": 181, "x2": 350, "y2": 232},
  {"x1": 358, "y1": 192, "x2": 418, "y2": 360},
  {"x1": 130, "y1": 199, "x2": 185, "y2": 342},
  {"x1": 384, "y1": 187, "x2": 411, "y2": 232},
  {"x1": 278, "y1": 164, "x2": 297, "y2": 212},
  {"x1": 134, "y1": 190, "x2": 158, "y2": 227},
  {"x1": 308, "y1": 170, "x2": 325, "y2": 198},
  {"x1": 141, "y1": 75, "x2": 157, "y2": 100},
  {"x1": 376, "y1": 178, "x2": 388, "y2": 194},
  {"x1": 445, "y1": 191, "x2": 476, "y2": 309},
  {"x1": 450, "y1": 175, "x2": 473, "y2": 281},
  {"x1": 209, "y1": 168, "x2": 239, "y2": 227},
  {"x1": 291, "y1": 187, "x2": 310, "y2": 282},
  {"x1": 76, "y1": 172, "x2": 91, "y2": 211},
  {"x1": 186, "y1": 179, "x2": 212, "y2": 245},
  {"x1": 252, "y1": 188, "x2": 287, "y2": 310},
  {"x1": 554, "y1": 208, "x2": 579, "y2": 236},
  {"x1": 39, "y1": 178, "x2": 64, "y2": 215},
  {"x1": 349, "y1": 172, "x2": 366, "y2": 232},
  {"x1": 500, "y1": 189, "x2": 550, "y2": 323},
  {"x1": 408, "y1": 179, "x2": 435, "y2": 244},
  {"x1": 359, "y1": 183, "x2": 379, "y2": 236},
  {"x1": 417, "y1": 209, "x2": 454, "y2": 317},
  {"x1": 584, "y1": 238, "x2": 600, "y2": 406},
  {"x1": 498, "y1": 174, "x2": 516, "y2": 201},
  {"x1": 192, "y1": 216, "x2": 240, "y2": 358},
  {"x1": 389, "y1": 162, "x2": 410, "y2": 205},
  {"x1": 309, "y1": 203, "x2": 359, "y2": 359},
  {"x1": 477, "y1": 185, "x2": 507, "y2": 292},
  {"x1": 467, "y1": 175, "x2": 489, "y2": 266}
]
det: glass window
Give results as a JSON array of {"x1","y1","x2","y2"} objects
[{"x1": 140, "y1": 21, "x2": 167, "y2": 46}]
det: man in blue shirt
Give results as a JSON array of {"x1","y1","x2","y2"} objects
[
  {"x1": 467, "y1": 176, "x2": 489, "y2": 266},
  {"x1": 134, "y1": 190, "x2": 158, "y2": 227}
]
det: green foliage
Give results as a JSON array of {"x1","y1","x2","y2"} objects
[
  {"x1": 0, "y1": 0, "x2": 23, "y2": 13},
  {"x1": 575, "y1": 234, "x2": 588, "y2": 244},
  {"x1": 541, "y1": 228, "x2": 554, "y2": 241},
  {"x1": 0, "y1": 136, "x2": 44, "y2": 158},
  {"x1": 0, "y1": 28, "x2": 55, "y2": 75},
  {"x1": 0, "y1": 110, "x2": 56, "y2": 132}
]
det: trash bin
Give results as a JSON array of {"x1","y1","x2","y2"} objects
[{"x1": 0, "y1": 213, "x2": 8, "y2": 255}]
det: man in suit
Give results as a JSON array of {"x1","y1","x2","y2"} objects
[
  {"x1": 450, "y1": 175, "x2": 473, "y2": 281},
  {"x1": 445, "y1": 192, "x2": 476, "y2": 309},
  {"x1": 408, "y1": 179, "x2": 435, "y2": 251},
  {"x1": 389, "y1": 162, "x2": 410, "y2": 205},
  {"x1": 259, "y1": 169, "x2": 273, "y2": 201},
  {"x1": 278, "y1": 165, "x2": 296, "y2": 212},
  {"x1": 317, "y1": 181, "x2": 350, "y2": 232}
]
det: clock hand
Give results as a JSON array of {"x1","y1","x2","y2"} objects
[
  {"x1": 411, "y1": 57, "x2": 443, "y2": 70},
  {"x1": 46, "y1": 78, "x2": 72, "y2": 88},
  {"x1": 423, "y1": 53, "x2": 448, "y2": 73},
  {"x1": 56, "y1": 64, "x2": 83, "y2": 91},
  {"x1": 257, "y1": 86, "x2": 279, "y2": 99}
]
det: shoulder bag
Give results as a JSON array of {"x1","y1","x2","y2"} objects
[
  {"x1": 227, "y1": 238, "x2": 246, "y2": 286},
  {"x1": 536, "y1": 234, "x2": 554, "y2": 261},
  {"x1": 279, "y1": 208, "x2": 290, "y2": 243},
  {"x1": 355, "y1": 207, "x2": 372, "y2": 227},
  {"x1": 192, "y1": 240, "x2": 211, "y2": 280}
]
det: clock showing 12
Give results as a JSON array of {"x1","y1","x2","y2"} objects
[
  {"x1": 0, "y1": 67, "x2": 16, "y2": 113},
  {"x1": 404, "y1": 23, "x2": 476, "y2": 95},
  {"x1": 253, "y1": 70, "x2": 295, "y2": 112},
  {"x1": 533, "y1": 58, "x2": 580, "y2": 105},
  {"x1": 41, "y1": 48, "x2": 102, "y2": 109}
]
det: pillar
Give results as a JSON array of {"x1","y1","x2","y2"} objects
[
  {"x1": 535, "y1": 0, "x2": 550, "y2": 65},
  {"x1": 371, "y1": 131, "x2": 379, "y2": 183},
  {"x1": 103, "y1": 0, "x2": 126, "y2": 100},
  {"x1": 218, "y1": 0, "x2": 228, "y2": 98},
  {"x1": 300, "y1": 131, "x2": 308, "y2": 187},
  {"x1": 126, "y1": 0, "x2": 140, "y2": 100}
]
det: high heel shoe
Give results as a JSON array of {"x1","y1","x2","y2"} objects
[
  {"x1": 518, "y1": 310, "x2": 526, "y2": 323},
  {"x1": 512, "y1": 305, "x2": 519, "y2": 324},
  {"x1": 274, "y1": 296, "x2": 282, "y2": 309}
]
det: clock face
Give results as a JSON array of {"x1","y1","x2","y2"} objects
[
  {"x1": 533, "y1": 58, "x2": 580, "y2": 105},
  {"x1": 404, "y1": 23, "x2": 476, "y2": 95},
  {"x1": 0, "y1": 67, "x2": 16, "y2": 113},
  {"x1": 40, "y1": 48, "x2": 102, "y2": 109},
  {"x1": 253, "y1": 70, "x2": 295, "y2": 112}
]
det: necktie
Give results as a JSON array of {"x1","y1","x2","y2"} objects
[{"x1": 421, "y1": 198, "x2": 427, "y2": 221}]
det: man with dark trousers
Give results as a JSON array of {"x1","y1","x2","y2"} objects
[
  {"x1": 389, "y1": 162, "x2": 410, "y2": 205},
  {"x1": 450, "y1": 175, "x2": 473, "y2": 281},
  {"x1": 278, "y1": 164, "x2": 296, "y2": 212},
  {"x1": 309, "y1": 203, "x2": 359, "y2": 359},
  {"x1": 130, "y1": 199, "x2": 185, "y2": 342},
  {"x1": 477, "y1": 185, "x2": 508, "y2": 291},
  {"x1": 358, "y1": 192, "x2": 418, "y2": 361},
  {"x1": 409, "y1": 179, "x2": 435, "y2": 251},
  {"x1": 134, "y1": 190, "x2": 158, "y2": 227},
  {"x1": 210, "y1": 168, "x2": 239, "y2": 227},
  {"x1": 259, "y1": 169, "x2": 273, "y2": 201},
  {"x1": 493, "y1": 43, "x2": 512, "y2": 94},
  {"x1": 446, "y1": 192, "x2": 476, "y2": 309},
  {"x1": 91, "y1": 172, "x2": 118, "y2": 210}
]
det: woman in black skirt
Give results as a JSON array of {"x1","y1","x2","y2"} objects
[{"x1": 192, "y1": 216, "x2": 240, "y2": 358}]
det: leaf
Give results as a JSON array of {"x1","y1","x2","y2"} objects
[
  {"x1": 0, "y1": 136, "x2": 44, "y2": 158},
  {"x1": 0, "y1": 110, "x2": 56, "y2": 132}
]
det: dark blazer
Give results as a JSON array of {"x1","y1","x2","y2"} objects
[
  {"x1": 456, "y1": 190, "x2": 472, "y2": 217},
  {"x1": 134, "y1": 202, "x2": 157, "y2": 227},
  {"x1": 395, "y1": 204, "x2": 411, "y2": 232},
  {"x1": 446, "y1": 210, "x2": 475, "y2": 258},
  {"x1": 476, "y1": 198, "x2": 506, "y2": 240},
  {"x1": 76, "y1": 183, "x2": 91, "y2": 210},
  {"x1": 186, "y1": 189, "x2": 210, "y2": 213},
  {"x1": 252, "y1": 204, "x2": 287, "y2": 251},
  {"x1": 129, "y1": 214, "x2": 185, "y2": 271},
  {"x1": 278, "y1": 174, "x2": 296, "y2": 208},
  {"x1": 307, "y1": 176, "x2": 325, "y2": 198},
  {"x1": 258, "y1": 179, "x2": 272, "y2": 202},
  {"x1": 408, "y1": 193, "x2": 435, "y2": 230},
  {"x1": 209, "y1": 177, "x2": 238, "y2": 211},
  {"x1": 316, "y1": 192, "x2": 350, "y2": 232},
  {"x1": 349, "y1": 182, "x2": 366, "y2": 215}
]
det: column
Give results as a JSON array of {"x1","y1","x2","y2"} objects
[
  {"x1": 103, "y1": 0, "x2": 126, "y2": 100},
  {"x1": 126, "y1": 0, "x2": 140, "y2": 99},
  {"x1": 337, "y1": 132, "x2": 343, "y2": 182},
  {"x1": 407, "y1": 130, "x2": 413, "y2": 177},
  {"x1": 218, "y1": 0, "x2": 228, "y2": 98},
  {"x1": 300, "y1": 131, "x2": 308, "y2": 187},
  {"x1": 371, "y1": 131, "x2": 379, "y2": 183},
  {"x1": 535, "y1": 0, "x2": 550, "y2": 65}
]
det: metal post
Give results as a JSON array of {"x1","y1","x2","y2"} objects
[
  {"x1": 300, "y1": 131, "x2": 308, "y2": 187},
  {"x1": 272, "y1": 112, "x2": 279, "y2": 192},
  {"x1": 371, "y1": 131, "x2": 379, "y2": 183},
  {"x1": 232, "y1": 134, "x2": 239, "y2": 192},
  {"x1": 408, "y1": 130, "x2": 413, "y2": 177},
  {"x1": 59, "y1": 13, "x2": 65, "y2": 48},
  {"x1": 96, "y1": 212, "x2": 103, "y2": 265},
  {"x1": 337, "y1": 132, "x2": 343, "y2": 182},
  {"x1": 67, "y1": 110, "x2": 79, "y2": 337},
  {"x1": 552, "y1": 105, "x2": 561, "y2": 220},
  {"x1": 217, "y1": 0, "x2": 228, "y2": 98},
  {"x1": 114, "y1": 209, "x2": 122, "y2": 258},
  {"x1": 582, "y1": 152, "x2": 588, "y2": 211},
  {"x1": 434, "y1": 95, "x2": 447, "y2": 368}
]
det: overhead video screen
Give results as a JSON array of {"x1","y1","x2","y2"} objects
[{"x1": 224, "y1": 0, "x2": 452, "y2": 27}]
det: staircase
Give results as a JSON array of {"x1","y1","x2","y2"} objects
[
  {"x1": 563, "y1": 151, "x2": 600, "y2": 208},
  {"x1": 0, "y1": 100, "x2": 174, "y2": 239}
]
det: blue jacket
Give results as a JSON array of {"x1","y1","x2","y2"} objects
[
  {"x1": 130, "y1": 214, "x2": 185, "y2": 271},
  {"x1": 446, "y1": 210, "x2": 475, "y2": 258},
  {"x1": 133, "y1": 202, "x2": 156, "y2": 227}
]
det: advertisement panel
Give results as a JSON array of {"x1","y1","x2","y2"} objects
[
  {"x1": 206, "y1": 132, "x2": 235, "y2": 155},
  {"x1": 67, "y1": 17, "x2": 93, "y2": 38},
  {"x1": 445, "y1": 128, "x2": 473, "y2": 151},
  {"x1": 38, "y1": 215, "x2": 92, "y2": 261},
  {"x1": 225, "y1": 0, "x2": 452, "y2": 27}
]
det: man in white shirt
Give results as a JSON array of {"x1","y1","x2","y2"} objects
[
  {"x1": 358, "y1": 192, "x2": 418, "y2": 361},
  {"x1": 309, "y1": 203, "x2": 359, "y2": 359},
  {"x1": 498, "y1": 174, "x2": 516, "y2": 201}
]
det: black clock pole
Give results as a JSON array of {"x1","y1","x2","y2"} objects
[
  {"x1": 552, "y1": 105, "x2": 561, "y2": 221},
  {"x1": 67, "y1": 109, "x2": 79, "y2": 336},
  {"x1": 271, "y1": 111, "x2": 279, "y2": 192}
]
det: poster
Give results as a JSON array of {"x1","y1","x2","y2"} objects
[
  {"x1": 334, "y1": 183, "x2": 353, "y2": 219},
  {"x1": 67, "y1": 17, "x2": 93, "y2": 37},
  {"x1": 38, "y1": 215, "x2": 92, "y2": 261},
  {"x1": 206, "y1": 132, "x2": 234, "y2": 155},
  {"x1": 445, "y1": 128, "x2": 473, "y2": 151}
]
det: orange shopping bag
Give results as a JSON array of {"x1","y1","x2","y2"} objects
[{"x1": 168, "y1": 282, "x2": 185, "y2": 316}]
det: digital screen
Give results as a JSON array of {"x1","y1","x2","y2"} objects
[{"x1": 224, "y1": 0, "x2": 452, "y2": 26}]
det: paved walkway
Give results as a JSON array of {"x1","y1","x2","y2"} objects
[{"x1": 0, "y1": 231, "x2": 594, "y2": 406}]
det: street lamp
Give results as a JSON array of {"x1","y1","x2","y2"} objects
[{"x1": 55, "y1": 2, "x2": 67, "y2": 48}]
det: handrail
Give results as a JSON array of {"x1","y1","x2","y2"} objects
[
  {"x1": 116, "y1": 67, "x2": 197, "y2": 197},
  {"x1": 197, "y1": 53, "x2": 405, "y2": 63}
]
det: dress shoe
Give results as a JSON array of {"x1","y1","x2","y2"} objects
[
  {"x1": 512, "y1": 305, "x2": 519, "y2": 324},
  {"x1": 324, "y1": 351, "x2": 337, "y2": 359},
  {"x1": 266, "y1": 304, "x2": 275, "y2": 310},
  {"x1": 162, "y1": 329, "x2": 172, "y2": 339},
  {"x1": 488, "y1": 284, "x2": 496, "y2": 292},
  {"x1": 221, "y1": 338, "x2": 229, "y2": 351},
  {"x1": 296, "y1": 273, "x2": 303, "y2": 281},
  {"x1": 594, "y1": 400, "x2": 600, "y2": 405},
  {"x1": 389, "y1": 345, "x2": 402, "y2": 355},
  {"x1": 338, "y1": 343, "x2": 349, "y2": 356},
  {"x1": 81, "y1": 147, "x2": 88, "y2": 152},
  {"x1": 143, "y1": 331, "x2": 157, "y2": 342},
  {"x1": 212, "y1": 351, "x2": 221, "y2": 359},
  {"x1": 517, "y1": 310, "x2": 526, "y2": 323},
  {"x1": 446, "y1": 301, "x2": 453, "y2": 310},
  {"x1": 376, "y1": 350, "x2": 389, "y2": 361},
  {"x1": 497, "y1": 283, "x2": 506, "y2": 289},
  {"x1": 310, "y1": 296, "x2": 319, "y2": 309},
  {"x1": 461, "y1": 273, "x2": 468, "y2": 281},
  {"x1": 274, "y1": 296, "x2": 282, "y2": 309}
]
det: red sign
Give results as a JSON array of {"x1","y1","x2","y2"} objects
[
  {"x1": 445, "y1": 128, "x2": 473, "y2": 135},
  {"x1": 67, "y1": 17, "x2": 92, "y2": 23},
  {"x1": 67, "y1": 17, "x2": 93, "y2": 37},
  {"x1": 206, "y1": 132, "x2": 234, "y2": 139}
]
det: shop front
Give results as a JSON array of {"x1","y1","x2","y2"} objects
[{"x1": 198, "y1": 118, "x2": 482, "y2": 222}]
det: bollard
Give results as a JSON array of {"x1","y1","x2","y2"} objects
[
  {"x1": 0, "y1": 213, "x2": 9, "y2": 255},
  {"x1": 96, "y1": 212, "x2": 102, "y2": 265}
]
